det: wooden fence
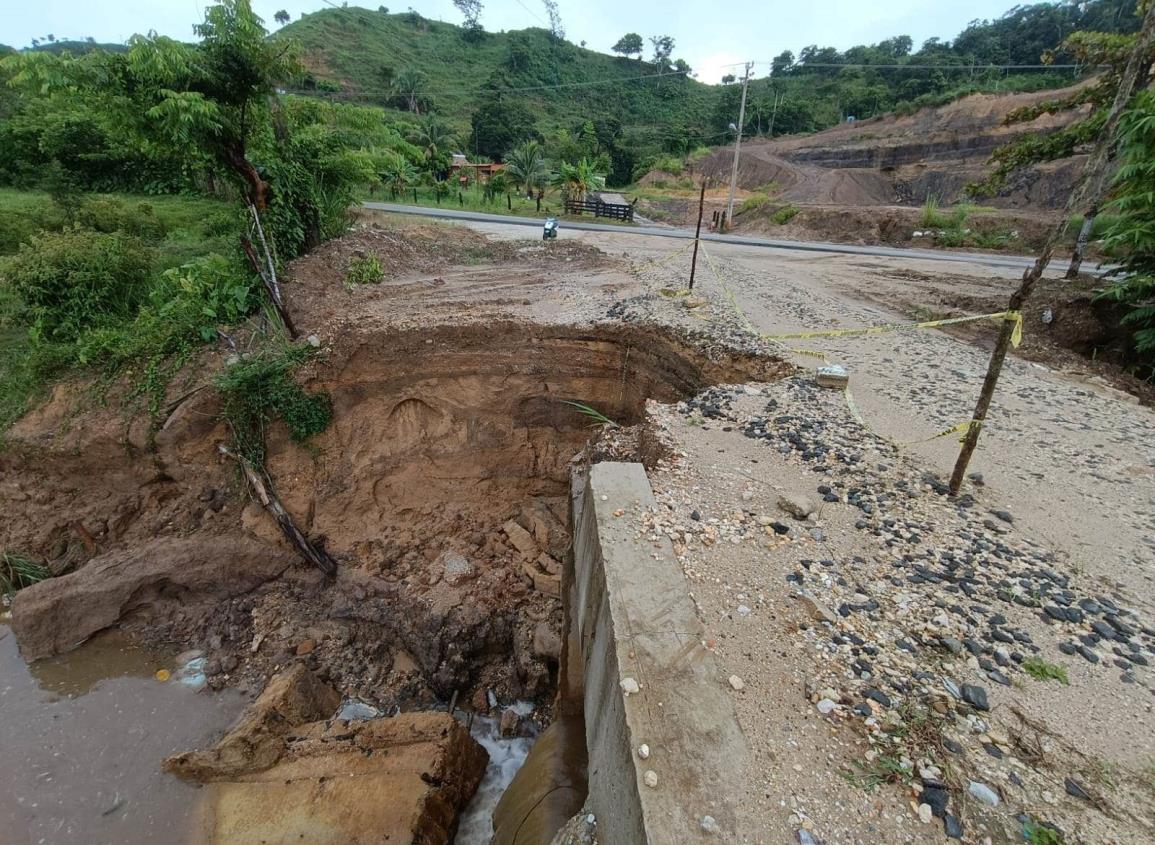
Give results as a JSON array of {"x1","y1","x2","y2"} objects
[{"x1": 563, "y1": 197, "x2": 635, "y2": 221}]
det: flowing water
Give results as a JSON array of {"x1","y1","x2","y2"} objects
[
  {"x1": 454, "y1": 701, "x2": 538, "y2": 844},
  {"x1": 0, "y1": 615, "x2": 245, "y2": 845}
]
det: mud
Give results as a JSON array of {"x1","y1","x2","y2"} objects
[{"x1": 0, "y1": 620, "x2": 246, "y2": 845}]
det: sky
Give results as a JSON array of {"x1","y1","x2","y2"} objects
[{"x1": 2, "y1": 0, "x2": 1048, "y2": 83}]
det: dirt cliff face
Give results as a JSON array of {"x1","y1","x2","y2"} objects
[{"x1": 686, "y1": 85, "x2": 1093, "y2": 210}]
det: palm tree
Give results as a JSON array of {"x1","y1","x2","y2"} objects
[
  {"x1": 379, "y1": 153, "x2": 420, "y2": 196},
  {"x1": 408, "y1": 116, "x2": 458, "y2": 168},
  {"x1": 550, "y1": 157, "x2": 606, "y2": 201},
  {"x1": 392, "y1": 69, "x2": 426, "y2": 114},
  {"x1": 505, "y1": 140, "x2": 549, "y2": 197}
]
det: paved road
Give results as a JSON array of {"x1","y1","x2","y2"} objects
[{"x1": 362, "y1": 201, "x2": 1057, "y2": 272}]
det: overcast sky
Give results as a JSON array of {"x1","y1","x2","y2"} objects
[{"x1": 3, "y1": 0, "x2": 1047, "y2": 83}]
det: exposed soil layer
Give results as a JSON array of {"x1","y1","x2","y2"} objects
[{"x1": 5, "y1": 312, "x2": 788, "y2": 716}]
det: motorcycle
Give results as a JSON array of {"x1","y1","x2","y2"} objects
[{"x1": 542, "y1": 217, "x2": 558, "y2": 240}]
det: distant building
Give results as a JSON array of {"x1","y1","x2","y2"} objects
[{"x1": 450, "y1": 153, "x2": 506, "y2": 184}]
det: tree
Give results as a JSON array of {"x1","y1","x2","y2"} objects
[
  {"x1": 1100, "y1": 90, "x2": 1155, "y2": 362},
  {"x1": 551, "y1": 157, "x2": 606, "y2": 200},
  {"x1": 771, "y1": 50, "x2": 794, "y2": 75},
  {"x1": 721, "y1": 73, "x2": 736, "y2": 84},
  {"x1": 408, "y1": 115, "x2": 457, "y2": 171},
  {"x1": 505, "y1": 140, "x2": 548, "y2": 195},
  {"x1": 378, "y1": 152, "x2": 419, "y2": 195},
  {"x1": 469, "y1": 97, "x2": 537, "y2": 160},
  {"x1": 274, "y1": 9, "x2": 290, "y2": 26},
  {"x1": 392, "y1": 68, "x2": 426, "y2": 113},
  {"x1": 650, "y1": 35, "x2": 675, "y2": 70},
  {"x1": 542, "y1": 0, "x2": 564, "y2": 40},
  {"x1": 612, "y1": 33, "x2": 643, "y2": 60},
  {"x1": 453, "y1": 0, "x2": 483, "y2": 40}
]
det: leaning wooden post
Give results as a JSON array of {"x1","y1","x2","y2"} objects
[
  {"x1": 1065, "y1": 204, "x2": 1098, "y2": 278},
  {"x1": 688, "y1": 179, "x2": 707, "y2": 291},
  {"x1": 949, "y1": 7, "x2": 1155, "y2": 495}
]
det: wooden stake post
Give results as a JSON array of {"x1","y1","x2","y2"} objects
[{"x1": 688, "y1": 180, "x2": 707, "y2": 290}]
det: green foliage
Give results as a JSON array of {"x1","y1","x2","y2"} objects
[
  {"x1": 2, "y1": 229, "x2": 153, "y2": 343},
  {"x1": 551, "y1": 157, "x2": 607, "y2": 200},
  {"x1": 1022, "y1": 657, "x2": 1070, "y2": 684},
  {"x1": 470, "y1": 97, "x2": 539, "y2": 161},
  {"x1": 920, "y1": 197, "x2": 968, "y2": 229},
  {"x1": 345, "y1": 252, "x2": 385, "y2": 285},
  {"x1": 1023, "y1": 818, "x2": 1066, "y2": 845},
  {"x1": 1099, "y1": 90, "x2": 1155, "y2": 367},
  {"x1": 1, "y1": 551, "x2": 51, "y2": 598},
  {"x1": 840, "y1": 754, "x2": 911, "y2": 791},
  {"x1": 739, "y1": 193, "x2": 772, "y2": 214},
  {"x1": 505, "y1": 140, "x2": 550, "y2": 194},
  {"x1": 612, "y1": 33, "x2": 643, "y2": 59},
  {"x1": 214, "y1": 343, "x2": 332, "y2": 463},
  {"x1": 771, "y1": 205, "x2": 800, "y2": 225},
  {"x1": 562, "y1": 400, "x2": 619, "y2": 428}
]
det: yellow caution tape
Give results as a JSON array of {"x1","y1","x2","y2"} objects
[
  {"x1": 846, "y1": 387, "x2": 980, "y2": 446},
  {"x1": 631, "y1": 241, "x2": 694, "y2": 274}
]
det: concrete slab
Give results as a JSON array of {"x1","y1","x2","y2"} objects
[{"x1": 569, "y1": 462, "x2": 750, "y2": 843}]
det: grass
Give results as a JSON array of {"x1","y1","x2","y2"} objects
[
  {"x1": 1022, "y1": 817, "x2": 1065, "y2": 845},
  {"x1": 345, "y1": 252, "x2": 385, "y2": 286},
  {"x1": 365, "y1": 183, "x2": 639, "y2": 226},
  {"x1": 840, "y1": 754, "x2": 911, "y2": 791},
  {"x1": 562, "y1": 400, "x2": 620, "y2": 429},
  {"x1": 1022, "y1": 657, "x2": 1070, "y2": 685},
  {"x1": 1, "y1": 551, "x2": 51, "y2": 598},
  {"x1": 739, "y1": 193, "x2": 772, "y2": 215}
]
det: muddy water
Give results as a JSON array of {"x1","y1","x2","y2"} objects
[{"x1": 0, "y1": 617, "x2": 245, "y2": 845}]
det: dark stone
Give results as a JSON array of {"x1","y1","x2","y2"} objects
[
  {"x1": 690, "y1": 510, "x2": 701, "y2": 521},
  {"x1": 983, "y1": 743, "x2": 1004, "y2": 759},
  {"x1": 1064, "y1": 778, "x2": 1092, "y2": 801},
  {"x1": 853, "y1": 702, "x2": 873, "y2": 717},
  {"x1": 988, "y1": 670, "x2": 1011, "y2": 687},
  {"x1": 1077, "y1": 645, "x2": 1099, "y2": 664},
  {"x1": 864, "y1": 688, "x2": 892, "y2": 708},
  {"x1": 922, "y1": 786, "x2": 949, "y2": 818},
  {"x1": 1059, "y1": 642, "x2": 1077, "y2": 656},
  {"x1": 942, "y1": 738, "x2": 964, "y2": 756},
  {"x1": 770, "y1": 521, "x2": 790, "y2": 535},
  {"x1": 944, "y1": 814, "x2": 964, "y2": 839},
  {"x1": 960, "y1": 684, "x2": 990, "y2": 711}
]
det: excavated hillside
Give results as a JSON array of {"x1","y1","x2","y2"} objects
[{"x1": 686, "y1": 84, "x2": 1091, "y2": 210}]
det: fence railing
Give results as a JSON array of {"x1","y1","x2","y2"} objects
[{"x1": 563, "y1": 197, "x2": 635, "y2": 221}]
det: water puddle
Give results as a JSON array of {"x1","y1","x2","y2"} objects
[
  {"x1": 454, "y1": 701, "x2": 538, "y2": 844},
  {"x1": 0, "y1": 616, "x2": 245, "y2": 845}
]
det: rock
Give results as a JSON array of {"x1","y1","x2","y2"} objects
[
  {"x1": 295, "y1": 639, "x2": 316, "y2": 656},
  {"x1": 918, "y1": 803, "x2": 933, "y2": 824},
  {"x1": 941, "y1": 637, "x2": 964, "y2": 656},
  {"x1": 922, "y1": 786, "x2": 949, "y2": 818},
  {"x1": 728, "y1": 675, "x2": 745, "y2": 691},
  {"x1": 794, "y1": 590, "x2": 838, "y2": 625},
  {"x1": 440, "y1": 550, "x2": 476, "y2": 585},
  {"x1": 500, "y1": 708, "x2": 521, "y2": 738},
  {"x1": 816, "y1": 698, "x2": 837, "y2": 715},
  {"x1": 960, "y1": 684, "x2": 990, "y2": 711},
  {"x1": 164, "y1": 665, "x2": 341, "y2": 781},
  {"x1": 991, "y1": 509, "x2": 1014, "y2": 524},
  {"x1": 194, "y1": 712, "x2": 487, "y2": 845},
  {"x1": 521, "y1": 558, "x2": 562, "y2": 597},
  {"x1": 967, "y1": 781, "x2": 1000, "y2": 807},
  {"x1": 532, "y1": 622, "x2": 562, "y2": 660},
  {"x1": 503, "y1": 520, "x2": 540, "y2": 557},
  {"x1": 11, "y1": 536, "x2": 293, "y2": 660},
  {"x1": 620, "y1": 677, "x2": 640, "y2": 695},
  {"x1": 700, "y1": 815, "x2": 720, "y2": 834},
  {"x1": 637, "y1": 744, "x2": 650, "y2": 760},
  {"x1": 1064, "y1": 778, "x2": 1092, "y2": 801},
  {"x1": 778, "y1": 493, "x2": 815, "y2": 520},
  {"x1": 643, "y1": 770, "x2": 658, "y2": 788},
  {"x1": 864, "y1": 688, "x2": 891, "y2": 708},
  {"x1": 944, "y1": 814, "x2": 964, "y2": 839}
]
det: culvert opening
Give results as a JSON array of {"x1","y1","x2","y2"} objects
[{"x1": 233, "y1": 322, "x2": 788, "y2": 711}]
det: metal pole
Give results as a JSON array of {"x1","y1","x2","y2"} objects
[
  {"x1": 688, "y1": 179, "x2": 707, "y2": 291},
  {"x1": 725, "y1": 62, "x2": 753, "y2": 231}
]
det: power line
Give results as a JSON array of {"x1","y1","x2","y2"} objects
[
  {"x1": 510, "y1": 0, "x2": 551, "y2": 28},
  {"x1": 716, "y1": 60, "x2": 1093, "y2": 70}
]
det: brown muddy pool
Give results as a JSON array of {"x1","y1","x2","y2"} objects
[{"x1": 0, "y1": 617, "x2": 245, "y2": 845}]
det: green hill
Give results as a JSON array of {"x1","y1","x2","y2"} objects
[{"x1": 278, "y1": 7, "x2": 716, "y2": 146}]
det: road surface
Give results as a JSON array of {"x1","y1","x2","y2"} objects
[{"x1": 362, "y1": 201, "x2": 1058, "y2": 272}]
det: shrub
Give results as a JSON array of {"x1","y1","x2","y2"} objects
[
  {"x1": 1022, "y1": 657, "x2": 1069, "y2": 685},
  {"x1": 215, "y1": 344, "x2": 333, "y2": 464},
  {"x1": 739, "y1": 193, "x2": 771, "y2": 214},
  {"x1": 345, "y1": 252, "x2": 385, "y2": 285},
  {"x1": 2, "y1": 228, "x2": 153, "y2": 342},
  {"x1": 771, "y1": 205, "x2": 800, "y2": 225},
  {"x1": 72, "y1": 197, "x2": 168, "y2": 240},
  {"x1": 0, "y1": 551, "x2": 50, "y2": 598}
]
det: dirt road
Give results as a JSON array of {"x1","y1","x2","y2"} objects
[{"x1": 458, "y1": 219, "x2": 1155, "y2": 614}]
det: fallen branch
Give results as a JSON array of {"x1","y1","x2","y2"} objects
[{"x1": 218, "y1": 443, "x2": 336, "y2": 578}]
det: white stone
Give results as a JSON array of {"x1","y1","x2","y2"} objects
[
  {"x1": 816, "y1": 698, "x2": 837, "y2": 715},
  {"x1": 637, "y1": 743, "x2": 650, "y2": 760},
  {"x1": 728, "y1": 675, "x2": 745, "y2": 691},
  {"x1": 918, "y1": 804, "x2": 933, "y2": 824},
  {"x1": 644, "y1": 770, "x2": 659, "y2": 788},
  {"x1": 620, "y1": 677, "x2": 640, "y2": 695}
]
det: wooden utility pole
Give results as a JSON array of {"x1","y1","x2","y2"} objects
[
  {"x1": 725, "y1": 62, "x2": 753, "y2": 232},
  {"x1": 949, "y1": 6, "x2": 1155, "y2": 495},
  {"x1": 688, "y1": 179, "x2": 708, "y2": 290}
]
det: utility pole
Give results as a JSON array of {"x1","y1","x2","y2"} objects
[
  {"x1": 688, "y1": 179, "x2": 707, "y2": 290},
  {"x1": 768, "y1": 90, "x2": 781, "y2": 138},
  {"x1": 725, "y1": 61, "x2": 753, "y2": 232}
]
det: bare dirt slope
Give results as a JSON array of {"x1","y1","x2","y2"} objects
[{"x1": 686, "y1": 85, "x2": 1091, "y2": 209}]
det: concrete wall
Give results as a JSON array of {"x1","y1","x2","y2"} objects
[{"x1": 558, "y1": 462, "x2": 750, "y2": 844}]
